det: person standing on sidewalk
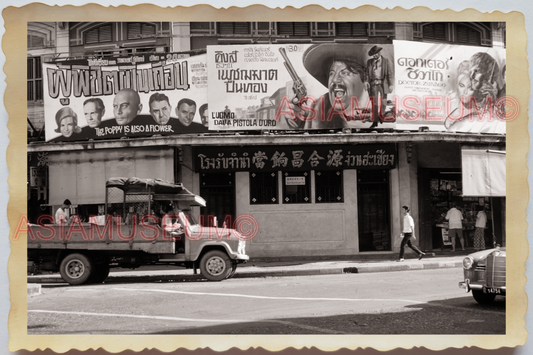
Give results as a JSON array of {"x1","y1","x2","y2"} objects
[
  {"x1": 474, "y1": 205, "x2": 487, "y2": 250},
  {"x1": 397, "y1": 206, "x2": 425, "y2": 261},
  {"x1": 445, "y1": 202, "x2": 465, "y2": 251}
]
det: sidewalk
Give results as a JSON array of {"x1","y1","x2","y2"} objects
[{"x1": 27, "y1": 249, "x2": 468, "y2": 286}]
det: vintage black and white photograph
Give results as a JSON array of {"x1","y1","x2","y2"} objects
[{"x1": 4, "y1": 2, "x2": 529, "y2": 354}]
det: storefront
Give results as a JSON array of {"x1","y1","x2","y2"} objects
[
  {"x1": 417, "y1": 142, "x2": 506, "y2": 251},
  {"x1": 190, "y1": 143, "x2": 399, "y2": 258}
]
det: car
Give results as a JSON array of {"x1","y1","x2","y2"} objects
[{"x1": 459, "y1": 247, "x2": 506, "y2": 304}]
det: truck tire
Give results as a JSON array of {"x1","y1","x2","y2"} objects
[
  {"x1": 472, "y1": 289, "x2": 497, "y2": 304},
  {"x1": 200, "y1": 250, "x2": 231, "y2": 281},
  {"x1": 59, "y1": 253, "x2": 93, "y2": 285},
  {"x1": 89, "y1": 263, "x2": 110, "y2": 284},
  {"x1": 226, "y1": 261, "x2": 237, "y2": 279}
]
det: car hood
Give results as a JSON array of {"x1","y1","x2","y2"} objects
[{"x1": 468, "y1": 247, "x2": 506, "y2": 262}]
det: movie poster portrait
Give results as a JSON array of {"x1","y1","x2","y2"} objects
[{"x1": 43, "y1": 53, "x2": 209, "y2": 142}]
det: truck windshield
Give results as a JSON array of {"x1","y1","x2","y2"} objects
[{"x1": 181, "y1": 212, "x2": 198, "y2": 227}]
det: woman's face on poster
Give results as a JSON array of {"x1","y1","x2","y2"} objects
[
  {"x1": 457, "y1": 74, "x2": 472, "y2": 98},
  {"x1": 60, "y1": 116, "x2": 75, "y2": 137}
]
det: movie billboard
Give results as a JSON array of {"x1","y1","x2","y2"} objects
[
  {"x1": 43, "y1": 53, "x2": 209, "y2": 142},
  {"x1": 207, "y1": 44, "x2": 396, "y2": 131},
  {"x1": 393, "y1": 40, "x2": 506, "y2": 133}
]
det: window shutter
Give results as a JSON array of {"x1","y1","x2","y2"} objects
[
  {"x1": 128, "y1": 23, "x2": 141, "y2": 39},
  {"x1": 85, "y1": 28, "x2": 99, "y2": 43},
  {"x1": 218, "y1": 22, "x2": 234, "y2": 35},
  {"x1": 457, "y1": 25, "x2": 468, "y2": 43},
  {"x1": 434, "y1": 23, "x2": 446, "y2": 40},
  {"x1": 336, "y1": 23, "x2": 352, "y2": 37},
  {"x1": 142, "y1": 23, "x2": 156, "y2": 36},
  {"x1": 468, "y1": 29, "x2": 481, "y2": 45},
  {"x1": 277, "y1": 22, "x2": 294, "y2": 35},
  {"x1": 99, "y1": 25, "x2": 112, "y2": 42},
  {"x1": 294, "y1": 22, "x2": 309, "y2": 36},
  {"x1": 352, "y1": 23, "x2": 367, "y2": 36},
  {"x1": 234, "y1": 22, "x2": 250, "y2": 34}
]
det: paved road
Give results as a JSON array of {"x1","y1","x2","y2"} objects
[{"x1": 28, "y1": 268, "x2": 505, "y2": 335}]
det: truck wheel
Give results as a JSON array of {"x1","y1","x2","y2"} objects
[
  {"x1": 59, "y1": 253, "x2": 93, "y2": 285},
  {"x1": 472, "y1": 289, "x2": 497, "y2": 304},
  {"x1": 226, "y1": 262, "x2": 237, "y2": 279},
  {"x1": 89, "y1": 263, "x2": 110, "y2": 284},
  {"x1": 200, "y1": 250, "x2": 231, "y2": 281}
]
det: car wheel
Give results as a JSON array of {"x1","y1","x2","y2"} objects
[
  {"x1": 59, "y1": 253, "x2": 93, "y2": 285},
  {"x1": 200, "y1": 250, "x2": 231, "y2": 281},
  {"x1": 472, "y1": 289, "x2": 497, "y2": 304}
]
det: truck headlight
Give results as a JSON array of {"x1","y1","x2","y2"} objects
[{"x1": 463, "y1": 256, "x2": 474, "y2": 270}]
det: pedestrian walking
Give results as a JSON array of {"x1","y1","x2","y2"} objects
[
  {"x1": 397, "y1": 206, "x2": 425, "y2": 261},
  {"x1": 474, "y1": 205, "x2": 487, "y2": 250},
  {"x1": 445, "y1": 202, "x2": 465, "y2": 251}
]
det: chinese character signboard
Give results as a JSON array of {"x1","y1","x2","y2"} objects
[
  {"x1": 43, "y1": 53, "x2": 209, "y2": 142},
  {"x1": 207, "y1": 44, "x2": 396, "y2": 131},
  {"x1": 393, "y1": 40, "x2": 506, "y2": 133},
  {"x1": 194, "y1": 144, "x2": 396, "y2": 172}
]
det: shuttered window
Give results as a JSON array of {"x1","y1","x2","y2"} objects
[
  {"x1": 277, "y1": 22, "x2": 310, "y2": 36},
  {"x1": 336, "y1": 22, "x2": 367, "y2": 37},
  {"x1": 27, "y1": 57, "x2": 43, "y2": 101},
  {"x1": 85, "y1": 24, "x2": 112, "y2": 44},
  {"x1": 423, "y1": 23, "x2": 446, "y2": 41},
  {"x1": 456, "y1": 24, "x2": 481, "y2": 45},
  {"x1": 190, "y1": 22, "x2": 214, "y2": 34},
  {"x1": 127, "y1": 23, "x2": 156, "y2": 39},
  {"x1": 27, "y1": 34, "x2": 45, "y2": 48},
  {"x1": 217, "y1": 22, "x2": 251, "y2": 35}
]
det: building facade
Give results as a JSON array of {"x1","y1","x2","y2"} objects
[{"x1": 27, "y1": 22, "x2": 507, "y2": 259}]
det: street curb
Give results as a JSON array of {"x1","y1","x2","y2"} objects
[
  {"x1": 27, "y1": 284, "x2": 41, "y2": 296},
  {"x1": 27, "y1": 261, "x2": 463, "y2": 285}
]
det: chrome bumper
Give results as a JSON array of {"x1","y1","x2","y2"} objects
[{"x1": 459, "y1": 279, "x2": 484, "y2": 292}]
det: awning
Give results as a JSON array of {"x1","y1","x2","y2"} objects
[
  {"x1": 461, "y1": 149, "x2": 506, "y2": 197},
  {"x1": 107, "y1": 177, "x2": 206, "y2": 207}
]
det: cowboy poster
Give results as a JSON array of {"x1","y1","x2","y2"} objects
[
  {"x1": 43, "y1": 53, "x2": 209, "y2": 142},
  {"x1": 207, "y1": 43, "x2": 396, "y2": 131},
  {"x1": 393, "y1": 40, "x2": 506, "y2": 133}
]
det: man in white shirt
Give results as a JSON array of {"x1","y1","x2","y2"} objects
[
  {"x1": 445, "y1": 202, "x2": 465, "y2": 251},
  {"x1": 55, "y1": 199, "x2": 72, "y2": 225},
  {"x1": 397, "y1": 206, "x2": 425, "y2": 261}
]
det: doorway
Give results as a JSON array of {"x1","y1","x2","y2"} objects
[
  {"x1": 357, "y1": 170, "x2": 391, "y2": 252},
  {"x1": 199, "y1": 172, "x2": 236, "y2": 228}
]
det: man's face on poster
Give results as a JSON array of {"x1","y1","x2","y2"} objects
[
  {"x1": 201, "y1": 109, "x2": 208, "y2": 127},
  {"x1": 113, "y1": 89, "x2": 141, "y2": 125},
  {"x1": 328, "y1": 61, "x2": 365, "y2": 114},
  {"x1": 83, "y1": 101, "x2": 104, "y2": 128},
  {"x1": 177, "y1": 103, "x2": 196, "y2": 126},
  {"x1": 150, "y1": 100, "x2": 172, "y2": 125}
]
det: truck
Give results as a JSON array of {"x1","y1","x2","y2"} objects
[{"x1": 28, "y1": 177, "x2": 249, "y2": 285}]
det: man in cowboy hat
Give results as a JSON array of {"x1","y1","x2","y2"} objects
[
  {"x1": 364, "y1": 45, "x2": 394, "y2": 128},
  {"x1": 285, "y1": 43, "x2": 370, "y2": 130}
]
